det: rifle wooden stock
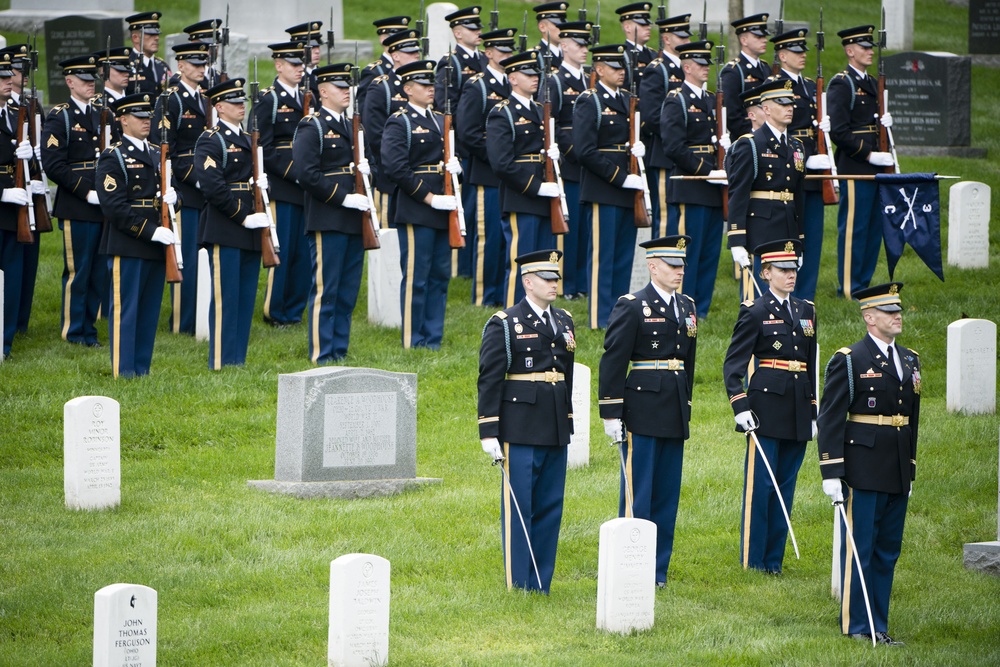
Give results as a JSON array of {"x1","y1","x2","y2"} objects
[
  {"x1": 250, "y1": 129, "x2": 281, "y2": 267},
  {"x1": 877, "y1": 73, "x2": 894, "y2": 174},
  {"x1": 27, "y1": 98, "x2": 52, "y2": 233},
  {"x1": 542, "y1": 101, "x2": 569, "y2": 235},
  {"x1": 302, "y1": 86, "x2": 312, "y2": 117},
  {"x1": 715, "y1": 89, "x2": 728, "y2": 220},
  {"x1": 815, "y1": 75, "x2": 839, "y2": 205},
  {"x1": 14, "y1": 102, "x2": 33, "y2": 244},
  {"x1": 354, "y1": 114, "x2": 380, "y2": 250},
  {"x1": 159, "y1": 143, "x2": 182, "y2": 283},
  {"x1": 628, "y1": 95, "x2": 651, "y2": 228},
  {"x1": 442, "y1": 113, "x2": 465, "y2": 249}
]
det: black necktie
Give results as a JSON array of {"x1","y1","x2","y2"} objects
[
  {"x1": 782, "y1": 300, "x2": 793, "y2": 322},
  {"x1": 886, "y1": 345, "x2": 898, "y2": 379},
  {"x1": 780, "y1": 134, "x2": 787, "y2": 150},
  {"x1": 542, "y1": 311, "x2": 552, "y2": 333},
  {"x1": 1, "y1": 109, "x2": 8, "y2": 133}
]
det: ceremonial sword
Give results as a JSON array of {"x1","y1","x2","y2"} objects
[{"x1": 492, "y1": 456, "x2": 541, "y2": 589}]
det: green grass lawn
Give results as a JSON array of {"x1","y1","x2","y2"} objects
[{"x1": 2, "y1": 0, "x2": 1000, "y2": 665}]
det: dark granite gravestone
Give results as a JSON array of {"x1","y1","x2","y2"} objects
[
  {"x1": 970, "y1": 0, "x2": 1000, "y2": 55},
  {"x1": 884, "y1": 51, "x2": 983, "y2": 157},
  {"x1": 44, "y1": 15, "x2": 124, "y2": 106}
]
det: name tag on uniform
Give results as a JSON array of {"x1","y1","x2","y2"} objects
[
  {"x1": 516, "y1": 333, "x2": 539, "y2": 339},
  {"x1": 644, "y1": 317, "x2": 666, "y2": 323},
  {"x1": 763, "y1": 318, "x2": 783, "y2": 325},
  {"x1": 860, "y1": 371, "x2": 882, "y2": 378},
  {"x1": 761, "y1": 152, "x2": 779, "y2": 159}
]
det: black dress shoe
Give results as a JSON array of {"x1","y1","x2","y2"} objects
[
  {"x1": 87, "y1": 341, "x2": 102, "y2": 348},
  {"x1": 655, "y1": 581, "x2": 666, "y2": 589},
  {"x1": 875, "y1": 632, "x2": 904, "y2": 646},
  {"x1": 849, "y1": 633, "x2": 874, "y2": 643}
]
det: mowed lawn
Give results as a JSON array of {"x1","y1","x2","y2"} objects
[{"x1": 2, "y1": 0, "x2": 1000, "y2": 664}]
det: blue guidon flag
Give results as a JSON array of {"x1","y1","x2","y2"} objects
[{"x1": 877, "y1": 172, "x2": 944, "y2": 281}]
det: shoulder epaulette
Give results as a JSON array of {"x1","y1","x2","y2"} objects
[
  {"x1": 667, "y1": 88, "x2": 681, "y2": 97},
  {"x1": 110, "y1": 141, "x2": 122, "y2": 148},
  {"x1": 803, "y1": 75, "x2": 815, "y2": 84},
  {"x1": 621, "y1": 294, "x2": 636, "y2": 300},
  {"x1": 649, "y1": 57, "x2": 663, "y2": 67},
  {"x1": 166, "y1": 85, "x2": 179, "y2": 93},
  {"x1": 803, "y1": 299, "x2": 815, "y2": 306},
  {"x1": 307, "y1": 111, "x2": 321, "y2": 118},
  {"x1": 206, "y1": 126, "x2": 221, "y2": 134},
  {"x1": 468, "y1": 72, "x2": 485, "y2": 83},
  {"x1": 728, "y1": 58, "x2": 740, "y2": 65},
  {"x1": 391, "y1": 108, "x2": 406, "y2": 116},
  {"x1": 52, "y1": 103, "x2": 69, "y2": 112},
  {"x1": 910, "y1": 349, "x2": 919, "y2": 356},
  {"x1": 742, "y1": 299, "x2": 754, "y2": 307},
  {"x1": 373, "y1": 74, "x2": 389, "y2": 84},
  {"x1": 365, "y1": 61, "x2": 379, "y2": 70},
  {"x1": 564, "y1": 310, "x2": 573, "y2": 319},
  {"x1": 432, "y1": 109, "x2": 444, "y2": 116},
  {"x1": 494, "y1": 311, "x2": 508, "y2": 320},
  {"x1": 684, "y1": 294, "x2": 695, "y2": 303},
  {"x1": 832, "y1": 71, "x2": 847, "y2": 79},
  {"x1": 739, "y1": 132, "x2": 753, "y2": 140},
  {"x1": 836, "y1": 347, "x2": 852, "y2": 355},
  {"x1": 497, "y1": 99, "x2": 509, "y2": 107}
]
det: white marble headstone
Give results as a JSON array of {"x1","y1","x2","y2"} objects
[
  {"x1": 65, "y1": 396, "x2": 121, "y2": 510},
  {"x1": 195, "y1": 248, "x2": 210, "y2": 342},
  {"x1": 948, "y1": 181, "x2": 991, "y2": 269},
  {"x1": 427, "y1": 3, "x2": 459, "y2": 61},
  {"x1": 628, "y1": 227, "x2": 652, "y2": 294},
  {"x1": 329, "y1": 554, "x2": 390, "y2": 667},
  {"x1": 0, "y1": 269, "x2": 4, "y2": 365},
  {"x1": 568, "y1": 362, "x2": 591, "y2": 468},
  {"x1": 94, "y1": 583, "x2": 157, "y2": 667},
  {"x1": 596, "y1": 517, "x2": 656, "y2": 634},
  {"x1": 947, "y1": 319, "x2": 997, "y2": 415},
  {"x1": 367, "y1": 229, "x2": 402, "y2": 329}
]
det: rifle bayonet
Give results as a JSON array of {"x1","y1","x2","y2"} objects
[
  {"x1": 699, "y1": 0, "x2": 707, "y2": 42},
  {"x1": 491, "y1": 0, "x2": 500, "y2": 32}
]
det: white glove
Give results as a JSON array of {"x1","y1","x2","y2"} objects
[
  {"x1": 15, "y1": 140, "x2": 33, "y2": 160},
  {"x1": 867, "y1": 151, "x2": 894, "y2": 167},
  {"x1": 481, "y1": 437, "x2": 503, "y2": 460},
  {"x1": 630, "y1": 140, "x2": 646, "y2": 159},
  {"x1": 357, "y1": 158, "x2": 371, "y2": 177},
  {"x1": 811, "y1": 420, "x2": 818, "y2": 439},
  {"x1": 445, "y1": 156, "x2": 462, "y2": 175},
  {"x1": 29, "y1": 180, "x2": 46, "y2": 195},
  {"x1": 86, "y1": 190, "x2": 100, "y2": 205},
  {"x1": 537, "y1": 182, "x2": 560, "y2": 198},
  {"x1": 798, "y1": 254, "x2": 804, "y2": 270},
  {"x1": 706, "y1": 169, "x2": 728, "y2": 185},
  {"x1": 734, "y1": 410, "x2": 758, "y2": 432},
  {"x1": 34, "y1": 145, "x2": 42, "y2": 162},
  {"x1": 546, "y1": 144, "x2": 560, "y2": 162},
  {"x1": 880, "y1": 111, "x2": 893, "y2": 128},
  {"x1": 150, "y1": 226, "x2": 176, "y2": 245},
  {"x1": 822, "y1": 478, "x2": 844, "y2": 503},
  {"x1": 603, "y1": 418, "x2": 623, "y2": 443},
  {"x1": 430, "y1": 195, "x2": 457, "y2": 210},
  {"x1": 622, "y1": 174, "x2": 645, "y2": 190},
  {"x1": 242, "y1": 212, "x2": 270, "y2": 229},
  {"x1": 805, "y1": 154, "x2": 832, "y2": 170},
  {"x1": 817, "y1": 115, "x2": 831, "y2": 133},
  {"x1": 1, "y1": 187, "x2": 29, "y2": 206},
  {"x1": 252, "y1": 172, "x2": 270, "y2": 191},
  {"x1": 162, "y1": 187, "x2": 177, "y2": 206},
  {"x1": 718, "y1": 132, "x2": 732, "y2": 151},
  {"x1": 908, "y1": 484, "x2": 913, "y2": 499},
  {"x1": 731, "y1": 246, "x2": 750, "y2": 268},
  {"x1": 342, "y1": 193, "x2": 370, "y2": 210}
]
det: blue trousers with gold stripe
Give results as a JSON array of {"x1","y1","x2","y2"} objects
[
  {"x1": 398, "y1": 224, "x2": 450, "y2": 349},
  {"x1": 469, "y1": 185, "x2": 505, "y2": 306},
  {"x1": 264, "y1": 201, "x2": 309, "y2": 325},
  {"x1": 559, "y1": 180, "x2": 589, "y2": 297},
  {"x1": 169, "y1": 205, "x2": 200, "y2": 335},
  {"x1": 587, "y1": 203, "x2": 636, "y2": 329},
  {"x1": 740, "y1": 435, "x2": 806, "y2": 573},
  {"x1": 836, "y1": 180, "x2": 881, "y2": 298},
  {"x1": 207, "y1": 244, "x2": 260, "y2": 370},
  {"x1": 17, "y1": 235, "x2": 39, "y2": 332},
  {"x1": 621, "y1": 433, "x2": 684, "y2": 583},
  {"x1": 502, "y1": 212, "x2": 554, "y2": 307},
  {"x1": 60, "y1": 219, "x2": 108, "y2": 345},
  {"x1": 107, "y1": 256, "x2": 165, "y2": 378},
  {"x1": 836, "y1": 485, "x2": 908, "y2": 635},
  {"x1": 793, "y1": 190, "x2": 825, "y2": 302},
  {"x1": 0, "y1": 229, "x2": 24, "y2": 356},
  {"x1": 308, "y1": 230, "x2": 363, "y2": 363},
  {"x1": 648, "y1": 167, "x2": 671, "y2": 239},
  {"x1": 501, "y1": 442, "x2": 567, "y2": 594},
  {"x1": 667, "y1": 203, "x2": 722, "y2": 319}
]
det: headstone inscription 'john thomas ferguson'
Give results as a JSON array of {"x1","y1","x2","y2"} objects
[{"x1": 93, "y1": 583, "x2": 157, "y2": 667}]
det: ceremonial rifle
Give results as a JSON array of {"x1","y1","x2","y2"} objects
[
  {"x1": 14, "y1": 93, "x2": 34, "y2": 243},
  {"x1": 876, "y1": 3, "x2": 899, "y2": 174},
  {"x1": 158, "y1": 89, "x2": 183, "y2": 283},
  {"x1": 490, "y1": 0, "x2": 500, "y2": 32},
  {"x1": 328, "y1": 8, "x2": 335, "y2": 65},
  {"x1": 772, "y1": 0, "x2": 784, "y2": 75},
  {"x1": 658, "y1": 3, "x2": 666, "y2": 22},
  {"x1": 589, "y1": 2, "x2": 601, "y2": 88},
  {"x1": 518, "y1": 11, "x2": 528, "y2": 53},
  {"x1": 443, "y1": 49, "x2": 466, "y2": 248},
  {"x1": 715, "y1": 31, "x2": 729, "y2": 220},
  {"x1": 219, "y1": 5, "x2": 231, "y2": 82},
  {"x1": 301, "y1": 44, "x2": 313, "y2": 116},
  {"x1": 416, "y1": 0, "x2": 429, "y2": 57},
  {"x1": 541, "y1": 52, "x2": 569, "y2": 234},
  {"x1": 250, "y1": 59, "x2": 281, "y2": 266},
  {"x1": 27, "y1": 34, "x2": 52, "y2": 231},
  {"x1": 352, "y1": 62, "x2": 380, "y2": 250},
  {"x1": 627, "y1": 56, "x2": 651, "y2": 227},
  {"x1": 815, "y1": 8, "x2": 839, "y2": 204},
  {"x1": 699, "y1": 0, "x2": 708, "y2": 41},
  {"x1": 100, "y1": 36, "x2": 113, "y2": 151},
  {"x1": 579, "y1": 0, "x2": 588, "y2": 22},
  {"x1": 132, "y1": 25, "x2": 145, "y2": 94},
  {"x1": 207, "y1": 19, "x2": 220, "y2": 88}
]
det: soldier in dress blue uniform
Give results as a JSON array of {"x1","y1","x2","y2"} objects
[
  {"x1": 434, "y1": 7, "x2": 486, "y2": 114},
  {"x1": 151, "y1": 42, "x2": 211, "y2": 335},
  {"x1": 659, "y1": 41, "x2": 726, "y2": 319},
  {"x1": 194, "y1": 78, "x2": 271, "y2": 369},
  {"x1": 640, "y1": 14, "x2": 690, "y2": 238},
  {"x1": 768, "y1": 29, "x2": 832, "y2": 302},
  {"x1": 381, "y1": 60, "x2": 462, "y2": 349},
  {"x1": 485, "y1": 49, "x2": 561, "y2": 308},
  {"x1": 285, "y1": 22, "x2": 325, "y2": 102},
  {"x1": 96, "y1": 93, "x2": 178, "y2": 378},
  {"x1": 41, "y1": 55, "x2": 108, "y2": 347},
  {"x1": 457, "y1": 28, "x2": 514, "y2": 307},
  {"x1": 726, "y1": 79, "x2": 806, "y2": 301},
  {"x1": 827, "y1": 26, "x2": 895, "y2": 298},
  {"x1": 477, "y1": 249, "x2": 575, "y2": 593},
  {"x1": 819, "y1": 282, "x2": 918, "y2": 646},
  {"x1": 723, "y1": 239, "x2": 817, "y2": 574},
  {"x1": 533, "y1": 2, "x2": 568, "y2": 71},
  {"x1": 126, "y1": 12, "x2": 171, "y2": 96},
  {"x1": 720, "y1": 13, "x2": 771, "y2": 140},
  {"x1": 617, "y1": 2, "x2": 656, "y2": 91},
  {"x1": 599, "y1": 235, "x2": 697, "y2": 587},
  {"x1": 573, "y1": 44, "x2": 647, "y2": 329},
  {"x1": 257, "y1": 41, "x2": 312, "y2": 328},
  {"x1": 291, "y1": 63, "x2": 373, "y2": 363},
  {"x1": 363, "y1": 29, "x2": 422, "y2": 229},
  {"x1": 93, "y1": 47, "x2": 132, "y2": 147},
  {"x1": 357, "y1": 17, "x2": 412, "y2": 114},
  {"x1": 546, "y1": 21, "x2": 592, "y2": 300},
  {"x1": 168, "y1": 19, "x2": 223, "y2": 89}
]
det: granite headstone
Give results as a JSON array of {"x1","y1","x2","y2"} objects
[
  {"x1": 44, "y1": 16, "x2": 125, "y2": 106},
  {"x1": 947, "y1": 319, "x2": 997, "y2": 415},
  {"x1": 596, "y1": 517, "x2": 656, "y2": 634},
  {"x1": 884, "y1": 52, "x2": 972, "y2": 149},
  {"x1": 0, "y1": 269, "x2": 4, "y2": 366},
  {"x1": 568, "y1": 362, "x2": 591, "y2": 469},
  {"x1": 948, "y1": 181, "x2": 991, "y2": 269},
  {"x1": 65, "y1": 396, "x2": 121, "y2": 510},
  {"x1": 328, "y1": 554, "x2": 390, "y2": 667},
  {"x1": 963, "y1": 426, "x2": 1000, "y2": 576},
  {"x1": 970, "y1": 0, "x2": 1000, "y2": 55},
  {"x1": 93, "y1": 583, "x2": 157, "y2": 667}
]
